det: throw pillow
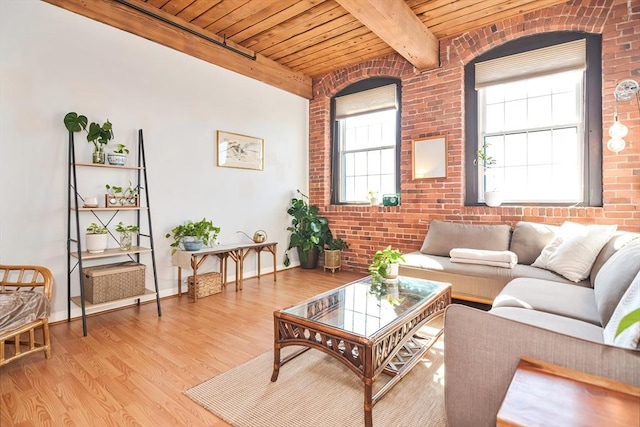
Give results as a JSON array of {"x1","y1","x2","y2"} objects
[
  {"x1": 532, "y1": 222, "x2": 617, "y2": 282},
  {"x1": 509, "y1": 222, "x2": 558, "y2": 265},
  {"x1": 419, "y1": 220, "x2": 511, "y2": 257},
  {"x1": 594, "y1": 240, "x2": 640, "y2": 326},
  {"x1": 603, "y1": 271, "x2": 640, "y2": 350}
]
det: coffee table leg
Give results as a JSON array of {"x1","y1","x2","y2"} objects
[
  {"x1": 271, "y1": 345, "x2": 281, "y2": 382},
  {"x1": 364, "y1": 378, "x2": 374, "y2": 427}
]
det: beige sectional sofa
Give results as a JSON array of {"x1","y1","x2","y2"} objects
[
  {"x1": 399, "y1": 220, "x2": 640, "y2": 426},
  {"x1": 399, "y1": 220, "x2": 634, "y2": 304}
]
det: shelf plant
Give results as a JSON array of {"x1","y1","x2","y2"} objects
[
  {"x1": 284, "y1": 190, "x2": 330, "y2": 269},
  {"x1": 165, "y1": 218, "x2": 220, "y2": 254},
  {"x1": 85, "y1": 223, "x2": 108, "y2": 254},
  {"x1": 105, "y1": 181, "x2": 141, "y2": 207},
  {"x1": 63, "y1": 112, "x2": 114, "y2": 164},
  {"x1": 108, "y1": 143, "x2": 129, "y2": 166},
  {"x1": 115, "y1": 222, "x2": 140, "y2": 250}
]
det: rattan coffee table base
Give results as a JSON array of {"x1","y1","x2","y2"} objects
[{"x1": 271, "y1": 280, "x2": 451, "y2": 427}]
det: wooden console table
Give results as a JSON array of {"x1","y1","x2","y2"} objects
[
  {"x1": 171, "y1": 242, "x2": 277, "y2": 300},
  {"x1": 497, "y1": 357, "x2": 640, "y2": 427}
]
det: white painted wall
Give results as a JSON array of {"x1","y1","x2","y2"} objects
[{"x1": 0, "y1": 1, "x2": 309, "y2": 322}]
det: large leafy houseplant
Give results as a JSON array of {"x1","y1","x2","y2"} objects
[
  {"x1": 284, "y1": 190, "x2": 330, "y2": 268},
  {"x1": 64, "y1": 112, "x2": 114, "y2": 164},
  {"x1": 165, "y1": 218, "x2": 220, "y2": 254}
]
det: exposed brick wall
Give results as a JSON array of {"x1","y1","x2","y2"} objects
[{"x1": 309, "y1": 0, "x2": 640, "y2": 273}]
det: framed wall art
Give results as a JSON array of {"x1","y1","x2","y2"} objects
[
  {"x1": 412, "y1": 136, "x2": 447, "y2": 179},
  {"x1": 216, "y1": 130, "x2": 264, "y2": 171}
]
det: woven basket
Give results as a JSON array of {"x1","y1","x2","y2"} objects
[
  {"x1": 82, "y1": 262, "x2": 146, "y2": 304},
  {"x1": 188, "y1": 272, "x2": 222, "y2": 299}
]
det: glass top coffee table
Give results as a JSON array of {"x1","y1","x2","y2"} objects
[{"x1": 271, "y1": 276, "x2": 451, "y2": 427}]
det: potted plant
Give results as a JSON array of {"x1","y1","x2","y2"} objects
[
  {"x1": 63, "y1": 112, "x2": 114, "y2": 164},
  {"x1": 284, "y1": 190, "x2": 330, "y2": 269},
  {"x1": 368, "y1": 245, "x2": 405, "y2": 283},
  {"x1": 105, "y1": 181, "x2": 141, "y2": 207},
  {"x1": 108, "y1": 144, "x2": 129, "y2": 166},
  {"x1": 85, "y1": 223, "x2": 108, "y2": 253},
  {"x1": 368, "y1": 190, "x2": 380, "y2": 205},
  {"x1": 115, "y1": 222, "x2": 139, "y2": 250},
  {"x1": 323, "y1": 236, "x2": 349, "y2": 273},
  {"x1": 165, "y1": 218, "x2": 220, "y2": 254},
  {"x1": 474, "y1": 142, "x2": 501, "y2": 207}
]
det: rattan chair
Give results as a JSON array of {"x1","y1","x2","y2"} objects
[{"x1": 0, "y1": 265, "x2": 53, "y2": 366}]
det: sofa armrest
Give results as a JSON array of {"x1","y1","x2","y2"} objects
[{"x1": 444, "y1": 304, "x2": 640, "y2": 427}]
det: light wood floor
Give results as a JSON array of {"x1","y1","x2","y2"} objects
[{"x1": 0, "y1": 268, "x2": 366, "y2": 427}]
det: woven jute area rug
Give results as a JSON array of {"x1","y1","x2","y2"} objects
[{"x1": 185, "y1": 333, "x2": 446, "y2": 427}]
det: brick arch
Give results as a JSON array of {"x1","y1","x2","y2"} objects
[
  {"x1": 451, "y1": 0, "x2": 613, "y2": 65},
  {"x1": 314, "y1": 53, "x2": 414, "y2": 99}
]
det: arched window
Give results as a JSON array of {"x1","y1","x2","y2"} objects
[
  {"x1": 330, "y1": 78, "x2": 402, "y2": 204},
  {"x1": 464, "y1": 32, "x2": 602, "y2": 206}
]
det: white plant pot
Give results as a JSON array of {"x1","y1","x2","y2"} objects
[
  {"x1": 385, "y1": 263, "x2": 400, "y2": 279},
  {"x1": 484, "y1": 191, "x2": 502, "y2": 207},
  {"x1": 370, "y1": 197, "x2": 380, "y2": 205},
  {"x1": 86, "y1": 233, "x2": 108, "y2": 253},
  {"x1": 107, "y1": 153, "x2": 127, "y2": 166}
]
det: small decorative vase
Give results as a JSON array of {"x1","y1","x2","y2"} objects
[
  {"x1": 107, "y1": 153, "x2": 127, "y2": 166},
  {"x1": 119, "y1": 231, "x2": 133, "y2": 250},
  {"x1": 92, "y1": 147, "x2": 105, "y2": 164}
]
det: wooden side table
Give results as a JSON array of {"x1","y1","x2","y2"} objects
[
  {"x1": 238, "y1": 242, "x2": 277, "y2": 290},
  {"x1": 497, "y1": 357, "x2": 640, "y2": 427}
]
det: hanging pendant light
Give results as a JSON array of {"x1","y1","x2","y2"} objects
[{"x1": 607, "y1": 79, "x2": 639, "y2": 154}]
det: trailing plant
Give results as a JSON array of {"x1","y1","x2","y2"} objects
[
  {"x1": 284, "y1": 190, "x2": 330, "y2": 267},
  {"x1": 474, "y1": 141, "x2": 497, "y2": 169},
  {"x1": 63, "y1": 112, "x2": 114, "y2": 152},
  {"x1": 368, "y1": 245, "x2": 405, "y2": 283},
  {"x1": 165, "y1": 218, "x2": 220, "y2": 254},
  {"x1": 86, "y1": 223, "x2": 108, "y2": 234}
]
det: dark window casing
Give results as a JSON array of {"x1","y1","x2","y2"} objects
[{"x1": 464, "y1": 32, "x2": 602, "y2": 206}]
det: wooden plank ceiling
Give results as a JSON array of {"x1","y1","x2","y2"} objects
[{"x1": 44, "y1": 0, "x2": 567, "y2": 98}]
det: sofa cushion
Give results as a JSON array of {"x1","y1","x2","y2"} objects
[
  {"x1": 489, "y1": 307, "x2": 605, "y2": 344},
  {"x1": 509, "y1": 221, "x2": 558, "y2": 265},
  {"x1": 532, "y1": 222, "x2": 617, "y2": 283},
  {"x1": 594, "y1": 241, "x2": 640, "y2": 326},
  {"x1": 492, "y1": 278, "x2": 600, "y2": 326},
  {"x1": 420, "y1": 220, "x2": 511, "y2": 256},
  {"x1": 590, "y1": 232, "x2": 640, "y2": 287},
  {"x1": 603, "y1": 271, "x2": 640, "y2": 350}
]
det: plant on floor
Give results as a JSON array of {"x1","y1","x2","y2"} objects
[
  {"x1": 325, "y1": 236, "x2": 349, "y2": 251},
  {"x1": 165, "y1": 218, "x2": 220, "y2": 254},
  {"x1": 368, "y1": 245, "x2": 405, "y2": 283},
  {"x1": 284, "y1": 190, "x2": 330, "y2": 268}
]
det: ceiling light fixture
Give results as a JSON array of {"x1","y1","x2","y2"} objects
[{"x1": 607, "y1": 79, "x2": 639, "y2": 154}]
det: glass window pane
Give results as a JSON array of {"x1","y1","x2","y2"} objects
[
  {"x1": 380, "y1": 148, "x2": 395, "y2": 174},
  {"x1": 504, "y1": 99, "x2": 527, "y2": 131},
  {"x1": 485, "y1": 103, "x2": 504, "y2": 133},
  {"x1": 344, "y1": 153, "x2": 355, "y2": 176},
  {"x1": 354, "y1": 152, "x2": 367, "y2": 175},
  {"x1": 528, "y1": 130, "x2": 552, "y2": 165},
  {"x1": 354, "y1": 176, "x2": 368, "y2": 202},
  {"x1": 504, "y1": 133, "x2": 527, "y2": 166},
  {"x1": 553, "y1": 92, "x2": 577, "y2": 125},
  {"x1": 528, "y1": 95, "x2": 551, "y2": 127},
  {"x1": 368, "y1": 150, "x2": 381, "y2": 175}
]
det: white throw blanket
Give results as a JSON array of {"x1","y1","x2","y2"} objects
[{"x1": 449, "y1": 248, "x2": 518, "y2": 269}]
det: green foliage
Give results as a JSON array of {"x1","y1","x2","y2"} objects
[
  {"x1": 325, "y1": 237, "x2": 349, "y2": 250},
  {"x1": 105, "y1": 181, "x2": 141, "y2": 205},
  {"x1": 63, "y1": 112, "x2": 114, "y2": 151},
  {"x1": 284, "y1": 190, "x2": 330, "y2": 267},
  {"x1": 115, "y1": 222, "x2": 139, "y2": 233},
  {"x1": 113, "y1": 144, "x2": 129, "y2": 154},
  {"x1": 165, "y1": 218, "x2": 220, "y2": 254},
  {"x1": 368, "y1": 245, "x2": 405, "y2": 283},
  {"x1": 474, "y1": 141, "x2": 497, "y2": 169},
  {"x1": 615, "y1": 308, "x2": 640, "y2": 338},
  {"x1": 86, "y1": 223, "x2": 108, "y2": 234}
]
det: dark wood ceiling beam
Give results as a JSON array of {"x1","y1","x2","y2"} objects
[
  {"x1": 42, "y1": 0, "x2": 312, "y2": 99},
  {"x1": 335, "y1": 0, "x2": 439, "y2": 71}
]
